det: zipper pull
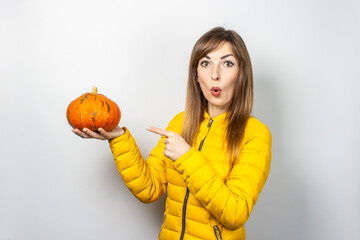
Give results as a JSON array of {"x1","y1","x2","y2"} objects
[{"x1": 207, "y1": 119, "x2": 213, "y2": 127}]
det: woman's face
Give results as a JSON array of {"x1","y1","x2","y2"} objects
[{"x1": 197, "y1": 41, "x2": 239, "y2": 118}]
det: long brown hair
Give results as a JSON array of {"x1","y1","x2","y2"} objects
[{"x1": 182, "y1": 27, "x2": 253, "y2": 162}]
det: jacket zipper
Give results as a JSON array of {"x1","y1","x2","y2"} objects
[
  {"x1": 180, "y1": 119, "x2": 213, "y2": 240},
  {"x1": 213, "y1": 225, "x2": 223, "y2": 240}
]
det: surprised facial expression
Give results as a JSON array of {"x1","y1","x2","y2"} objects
[{"x1": 197, "y1": 42, "x2": 240, "y2": 117}]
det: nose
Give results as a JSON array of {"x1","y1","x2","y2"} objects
[{"x1": 211, "y1": 65, "x2": 220, "y2": 81}]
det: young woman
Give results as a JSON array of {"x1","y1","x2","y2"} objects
[{"x1": 73, "y1": 27, "x2": 272, "y2": 240}]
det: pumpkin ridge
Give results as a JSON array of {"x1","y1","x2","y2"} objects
[
  {"x1": 80, "y1": 111, "x2": 85, "y2": 129},
  {"x1": 92, "y1": 111, "x2": 96, "y2": 130},
  {"x1": 105, "y1": 100, "x2": 111, "y2": 115}
]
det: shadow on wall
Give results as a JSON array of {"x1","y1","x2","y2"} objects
[
  {"x1": 246, "y1": 75, "x2": 308, "y2": 239},
  {"x1": 147, "y1": 194, "x2": 167, "y2": 229},
  {"x1": 105, "y1": 155, "x2": 167, "y2": 237}
]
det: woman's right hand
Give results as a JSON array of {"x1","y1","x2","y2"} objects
[{"x1": 72, "y1": 126, "x2": 125, "y2": 141}]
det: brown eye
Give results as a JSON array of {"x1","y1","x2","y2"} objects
[
  {"x1": 200, "y1": 61, "x2": 209, "y2": 67},
  {"x1": 224, "y1": 61, "x2": 234, "y2": 67}
]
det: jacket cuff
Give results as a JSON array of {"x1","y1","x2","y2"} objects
[
  {"x1": 173, "y1": 148, "x2": 209, "y2": 181},
  {"x1": 108, "y1": 127, "x2": 129, "y2": 146}
]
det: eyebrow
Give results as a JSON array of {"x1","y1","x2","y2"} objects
[{"x1": 204, "y1": 54, "x2": 235, "y2": 59}]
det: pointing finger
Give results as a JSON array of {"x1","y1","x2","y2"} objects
[{"x1": 147, "y1": 126, "x2": 172, "y2": 137}]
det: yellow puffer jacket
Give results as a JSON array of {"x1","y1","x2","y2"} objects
[{"x1": 109, "y1": 111, "x2": 271, "y2": 240}]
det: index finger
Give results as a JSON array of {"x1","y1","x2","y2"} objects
[{"x1": 147, "y1": 126, "x2": 172, "y2": 137}]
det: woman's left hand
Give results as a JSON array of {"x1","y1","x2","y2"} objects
[{"x1": 147, "y1": 126, "x2": 191, "y2": 161}]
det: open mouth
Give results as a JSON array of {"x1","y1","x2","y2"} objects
[{"x1": 211, "y1": 87, "x2": 221, "y2": 96}]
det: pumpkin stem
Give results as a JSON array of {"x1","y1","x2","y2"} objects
[{"x1": 92, "y1": 86, "x2": 98, "y2": 94}]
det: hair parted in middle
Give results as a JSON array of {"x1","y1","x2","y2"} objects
[{"x1": 181, "y1": 26, "x2": 254, "y2": 162}]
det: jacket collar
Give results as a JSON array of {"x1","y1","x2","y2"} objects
[{"x1": 203, "y1": 110, "x2": 229, "y2": 122}]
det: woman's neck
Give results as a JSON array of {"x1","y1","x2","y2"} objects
[{"x1": 207, "y1": 104, "x2": 228, "y2": 119}]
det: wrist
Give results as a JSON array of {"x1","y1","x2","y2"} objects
[
  {"x1": 118, "y1": 128, "x2": 126, "y2": 136},
  {"x1": 108, "y1": 127, "x2": 126, "y2": 141}
]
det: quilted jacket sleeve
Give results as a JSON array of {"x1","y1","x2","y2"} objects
[
  {"x1": 108, "y1": 127, "x2": 167, "y2": 203},
  {"x1": 173, "y1": 123, "x2": 272, "y2": 230}
]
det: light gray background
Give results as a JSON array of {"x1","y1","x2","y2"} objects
[{"x1": 1, "y1": 0, "x2": 359, "y2": 239}]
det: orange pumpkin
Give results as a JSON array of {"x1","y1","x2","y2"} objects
[{"x1": 66, "y1": 86, "x2": 121, "y2": 132}]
